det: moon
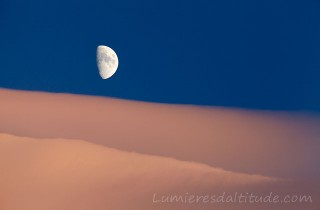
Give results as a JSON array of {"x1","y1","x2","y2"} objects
[{"x1": 96, "y1": 45, "x2": 119, "y2": 79}]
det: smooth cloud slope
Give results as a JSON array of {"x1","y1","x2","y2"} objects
[
  {"x1": 0, "y1": 133, "x2": 274, "y2": 210},
  {"x1": 0, "y1": 88, "x2": 320, "y2": 210},
  {"x1": 0, "y1": 88, "x2": 319, "y2": 178}
]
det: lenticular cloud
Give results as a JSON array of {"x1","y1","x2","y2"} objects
[{"x1": 0, "y1": 88, "x2": 319, "y2": 210}]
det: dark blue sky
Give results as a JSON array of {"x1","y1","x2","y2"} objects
[{"x1": 1, "y1": 0, "x2": 319, "y2": 111}]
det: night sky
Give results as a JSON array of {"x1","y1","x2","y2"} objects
[{"x1": 1, "y1": 0, "x2": 319, "y2": 111}]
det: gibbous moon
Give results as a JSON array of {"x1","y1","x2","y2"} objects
[{"x1": 96, "y1": 45, "x2": 119, "y2": 79}]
